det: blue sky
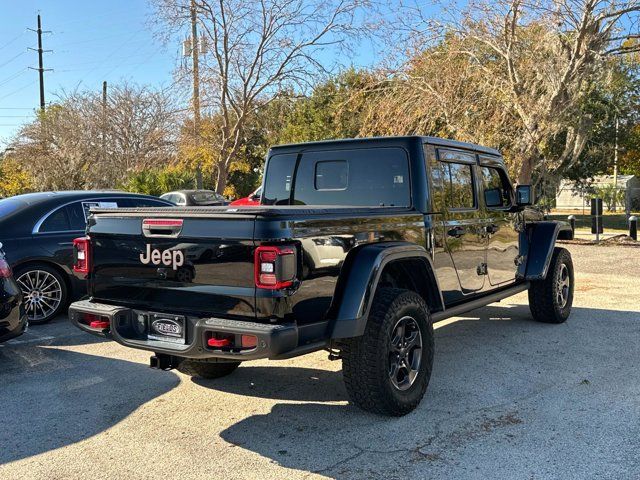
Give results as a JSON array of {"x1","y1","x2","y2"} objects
[
  {"x1": 0, "y1": 1, "x2": 386, "y2": 149},
  {"x1": 0, "y1": 1, "x2": 181, "y2": 147}
]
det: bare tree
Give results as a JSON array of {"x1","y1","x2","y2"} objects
[
  {"x1": 9, "y1": 84, "x2": 177, "y2": 190},
  {"x1": 154, "y1": 0, "x2": 369, "y2": 193},
  {"x1": 394, "y1": 0, "x2": 640, "y2": 184}
]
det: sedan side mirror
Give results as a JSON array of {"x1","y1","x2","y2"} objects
[{"x1": 516, "y1": 185, "x2": 533, "y2": 206}]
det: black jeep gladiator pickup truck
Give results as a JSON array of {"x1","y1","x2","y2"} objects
[{"x1": 69, "y1": 136, "x2": 574, "y2": 416}]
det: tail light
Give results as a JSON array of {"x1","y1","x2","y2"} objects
[
  {"x1": 73, "y1": 237, "x2": 91, "y2": 274},
  {"x1": 0, "y1": 258, "x2": 12, "y2": 278},
  {"x1": 254, "y1": 245, "x2": 296, "y2": 289}
]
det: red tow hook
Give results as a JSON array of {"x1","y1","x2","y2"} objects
[
  {"x1": 90, "y1": 320, "x2": 110, "y2": 329},
  {"x1": 207, "y1": 338, "x2": 231, "y2": 348}
]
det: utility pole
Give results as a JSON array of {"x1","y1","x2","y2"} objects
[
  {"x1": 612, "y1": 114, "x2": 619, "y2": 212},
  {"x1": 190, "y1": 0, "x2": 203, "y2": 189},
  {"x1": 102, "y1": 81, "x2": 107, "y2": 164},
  {"x1": 28, "y1": 14, "x2": 52, "y2": 111}
]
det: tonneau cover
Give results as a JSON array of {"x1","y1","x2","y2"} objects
[{"x1": 90, "y1": 205, "x2": 414, "y2": 218}]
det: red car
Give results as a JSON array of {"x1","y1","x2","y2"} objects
[{"x1": 229, "y1": 187, "x2": 261, "y2": 206}]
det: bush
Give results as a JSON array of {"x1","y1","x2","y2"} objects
[
  {"x1": 121, "y1": 166, "x2": 195, "y2": 197},
  {"x1": 593, "y1": 184, "x2": 626, "y2": 212},
  {"x1": 0, "y1": 159, "x2": 33, "y2": 197}
]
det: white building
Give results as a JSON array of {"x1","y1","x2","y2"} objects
[{"x1": 555, "y1": 175, "x2": 640, "y2": 211}]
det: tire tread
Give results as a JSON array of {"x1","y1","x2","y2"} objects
[{"x1": 341, "y1": 288, "x2": 433, "y2": 416}]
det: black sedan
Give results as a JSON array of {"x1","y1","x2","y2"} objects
[
  {"x1": 0, "y1": 191, "x2": 172, "y2": 324},
  {"x1": 0, "y1": 244, "x2": 26, "y2": 342},
  {"x1": 160, "y1": 190, "x2": 228, "y2": 206}
]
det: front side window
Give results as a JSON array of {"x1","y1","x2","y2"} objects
[{"x1": 481, "y1": 166, "x2": 511, "y2": 208}]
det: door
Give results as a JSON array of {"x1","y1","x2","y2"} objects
[
  {"x1": 432, "y1": 149, "x2": 485, "y2": 296},
  {"x1": 479, "y1": 162, "x2": 519, "y2": 286}
]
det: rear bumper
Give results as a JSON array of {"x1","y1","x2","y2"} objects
[
  {"x1": 68, "y1": 299, "x2": 321, "y2": 360},
  {"x1": 0, "y1": 303, "x2": 27, "y2": 343}
]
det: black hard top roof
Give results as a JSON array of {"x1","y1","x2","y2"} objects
[{"x1": 269, "y1": 135, "x2": 502, "y2": 157}]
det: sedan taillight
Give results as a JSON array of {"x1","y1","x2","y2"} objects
[
  {"x1": 254, "y1": 245, "x2": 296, "y2": 289},
  {"x1": 73, "y1": 237, "x2": 91, "y2": 274},
  {"x1": 0, "y1": 258, "x2": 11, "y2": 278}
]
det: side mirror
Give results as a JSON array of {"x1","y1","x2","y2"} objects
[
  {"x1": 516, "y1": 185, "x2": 533, "y2": 206},
  {"x1": 483, "y1": 188, "x2": 503, "y2": 207}
]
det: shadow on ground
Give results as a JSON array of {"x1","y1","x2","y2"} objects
[
  {"x1": 215, "y1": 304, "x2": 640, "y2": 479},
  {"x1": 0, "y1": 343, "x2": 179, "y2": 465}
]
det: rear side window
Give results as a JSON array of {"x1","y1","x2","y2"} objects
[
  {"x1": 40, "y1": 208, "x2": 70, "y2": 232},
  {"x1": 293, "y1": 147, "x2": 410, "y2": 206},
  {"x1": 67, "y1": 203, "x2": 87, "y2": 230},
  {"x1": 443, "y1": 162, "x2": 476, "y2": 209},
  {"x1": 263, "y1": 154, "x2": 297, "y2": 205}
]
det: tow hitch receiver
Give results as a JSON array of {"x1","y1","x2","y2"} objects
[{"x1": 150, "y1": 354, "x2": 180, "y2": 371}]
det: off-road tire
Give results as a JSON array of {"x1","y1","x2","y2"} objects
[
  {"x1": 340, "y1": 288, "x2": 434, "y2": 416},
  {"x1": 177, "y1": 359, "x2": 241, "y2": 379},
  {"x1": 528, "y1": 247, "x2": 574, "y2": 324}
]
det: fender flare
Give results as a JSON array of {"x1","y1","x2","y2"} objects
[
  {"x1": 328, "y1": 242, "x2": 444, "y2": 339},
  {"x1": 518, "y1": 221, "x2": 572, "y2": 281}
]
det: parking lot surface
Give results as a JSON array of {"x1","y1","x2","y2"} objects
[{"x1": 1, "y1": 244, "x2": 639, "y2": 479}]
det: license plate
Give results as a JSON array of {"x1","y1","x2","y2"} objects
[{"x1": 148, "y1": 313, "x2": 186, "y2": 344}]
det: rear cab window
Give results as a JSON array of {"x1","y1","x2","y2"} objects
[{"x1": 263, "y1": 147, "x2": 411, "y2": 207}]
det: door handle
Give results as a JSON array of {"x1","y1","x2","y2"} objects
[{"x1": 447, "y1": 226, "x2": 466, "y2": 238}]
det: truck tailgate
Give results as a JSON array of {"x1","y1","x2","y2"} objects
[{"x1": 87, "y1": 209, "x2": 257, "y2": 318}]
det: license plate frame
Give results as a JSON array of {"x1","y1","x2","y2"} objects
[{"x1": 147, "y1": 312, "x2": 186, "y2": 344}]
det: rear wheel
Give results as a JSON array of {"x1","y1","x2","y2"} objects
[
  {"x1": 14, "y1": 263, "x2": 68, "y2": 325},
  {"x1": 176, "y1": 358, "x2": 241, "y2": 379},
  {"x1": 528, "y1": 247, "x2": 574, "y2": 324},
  {"x1": 340, "y1": 288, "x2": 434, "y2": 416}
]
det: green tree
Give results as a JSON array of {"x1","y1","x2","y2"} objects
[
  {"x1": 122, "y1": 166, "x2": 195, "y2": 197},
  {"x1": 275, "y1": 69, "x2": 378, "y2": 145}
]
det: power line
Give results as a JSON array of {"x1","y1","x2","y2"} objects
[
  {"x1": 0, "y1": 31, "x2": 26, "y2": 51},
  {"x1": 78, "y1": 29, "x2": 142, "y2": 84},
  {"x1": 0, "y1": 51, "x2": 27, "y2": 69},
  {"x1": 0, "y1": 80, "x2": 37, "y2": 102},
  {"x1": 0, "y1": 68, "x2": 28, "y2": 88}
]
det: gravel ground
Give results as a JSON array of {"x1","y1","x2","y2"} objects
[{"x1": 0, "y1": 243, "x2": 638, "y2": 480}]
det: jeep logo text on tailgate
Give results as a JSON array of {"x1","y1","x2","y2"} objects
[{"x1": 140, "y1": 245, "x2": 184, "y2": 270}]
